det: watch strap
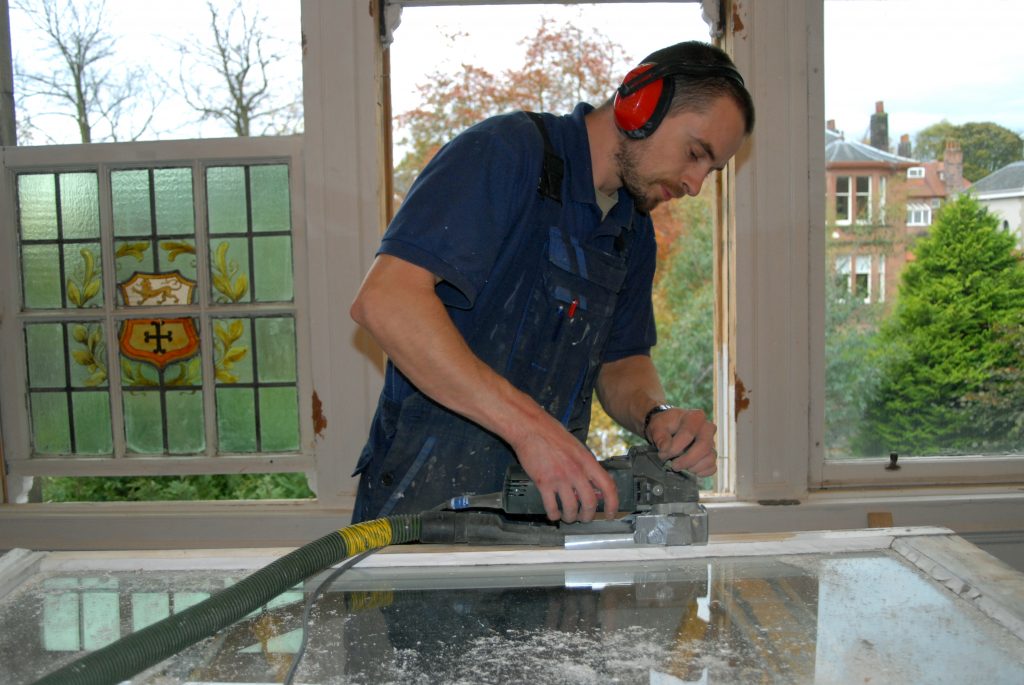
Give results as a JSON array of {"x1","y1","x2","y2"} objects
[{"x1": 643, "y1": 403, "x2": 673, "y2": 443}]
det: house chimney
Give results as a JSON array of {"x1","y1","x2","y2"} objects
[
  {"x1": 943, "y1": 139, "x2": 964, "y2": 197},
  {"x1": 898, "y1": 133, "x2": 912, "y2": 158},
  {"x1": 870, "y1": 101, "x2": 889, "y2": 151}
]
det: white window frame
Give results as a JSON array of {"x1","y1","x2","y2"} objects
[
  {"x1": 834, "y1": 175, "x2": 851, "y2": 225},
  {"x1": 907, "y1": 166, "x2": 925, "y2": 179},
  {"x1": 907, "y1": 202, "x2": 932, "y2": 226},
  {"x1": 854, "y1": 175, "x2": 871, "y2": 224},
  {"x1": 1, "y1": 0, "x2": 1021, "y2": 552}
]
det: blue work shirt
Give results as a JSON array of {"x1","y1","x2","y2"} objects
[{"x1": 352, "y1": 102, "x2": 658, "y2": 521}]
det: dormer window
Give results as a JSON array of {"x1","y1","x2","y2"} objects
[{"x1": 907, "y1": 167, "x2": 925, "y2": 179}]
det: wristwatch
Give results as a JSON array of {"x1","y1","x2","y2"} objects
[{"x1": 643, "y1": 403, "x2": 673, "y2": 443}]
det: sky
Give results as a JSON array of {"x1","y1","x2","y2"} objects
[{"x1": 9, "y1": 0, "x2": 1024, "y2": 148}]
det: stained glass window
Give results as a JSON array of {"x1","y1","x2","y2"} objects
[{"x1": 16, "y1": 162, "x2": 299, "y2": 460}]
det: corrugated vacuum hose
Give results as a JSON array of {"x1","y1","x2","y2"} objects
[{"x1": 31, "y1": 515, "x2": 422, "y2": 685}]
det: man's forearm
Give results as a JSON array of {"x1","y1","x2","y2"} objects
[{"x1": 594, "y1": 354, "x2": 667, "y2": 438}]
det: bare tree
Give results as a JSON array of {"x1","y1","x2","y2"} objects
[
  {"x1": 178, "y1": 0, "x2": 301, "y2": 137},
  {"x1": 12, "y1": 0, "x2": 157, "y2": 143}
]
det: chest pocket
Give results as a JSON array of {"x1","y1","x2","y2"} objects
[{"x1": 505, "y1": 226, "x2": 628, "y2": 424}]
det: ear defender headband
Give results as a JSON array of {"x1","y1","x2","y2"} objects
[{"x1": 613, "y1": 61, "x2": 745, "y2": 139}]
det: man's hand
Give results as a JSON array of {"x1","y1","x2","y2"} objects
[
  {"x1": 511, "y1": 412, "x2": 619, "y2": 524},
  {"x1": 646, "y1": 408, "x2": 717, "y2": 476}
]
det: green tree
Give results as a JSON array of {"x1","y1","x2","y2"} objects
[
  {"x1": 913, "y1": 120, "x2": 1023, "y2": 182},
  {"x1": 854, "y1": 195, "x2": 1024, "y2": 456}
]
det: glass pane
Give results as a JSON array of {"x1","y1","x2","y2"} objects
[
  {"x1": 8, "y1": 3, "x2": 301, "y2": 145},
  {"x1": 64, "y1": 243, "x2": 104, "y2": 309},
  {"x1": 259, "y1": 386, "x2": 299, "y2": 451},
  {"x1": 213, "y1": 318, "x2": 253, "y2": 384},
  {"x1": 68, "y1": 322, "x2": 108, "y2": 388},
  {"x1": 132, "y1": 593, "x2": 170, "y2": 632},
  {"x1": 26, "y1": 323, "x2": 67, "y2": 387},
  {"x1": 17, "y1": 173, "x2": 58, "y2": 240},
  {"x1": 207, "y1": 166, "x2": 247, "y2": 234},
  {"x1": 250, "y1": 164, "x2": 290, "y2": 232},
  {"x1": 216, "y1": 387, "x2": 257, "y2": 453},
  {"x1": 165, "y1": 389, "x2": 206, "y2": 454},
  {"x1": 209, "y1": 238, "x2": 251, "y2": 304},
  {"x1": 30, "y1": 392, "x2": 71, "y2": 453},
  {"x1": 252, "y1": 235, "x2": 293, "y2": 301},
  {"x1": 254, "y1": 317, "x2": 296, "y2": 382},
  {"x1": 114, "y1": 239, "x2": 157, "y2": 287},
  {"x1": 72, "y1": 392, "x2": 113, "y2": 455},
  {"x1": 123, "y1": 390, "x2": 165, "y2": 454},
  {"x1": 112, "y1": 169, "x2": 153, "y2": 237},
  {"x1": 82, "y1": 592, "x2": 120, "y2": 650},
  {"x1": 59, "y1": 172, "x2": 100, "y2": 239},
  {"x1": 21, "y1": 244, "x2": 63, "y2": 309},
  {"x1": 41, "y1": 592, "x2": 79, "y2": 651},
  {"x1": 153, "y1": 168, "x2": 195, "y2": 236},
  {"x1": 825, "y1": 0, "x2": 1024, "y2": 460}
]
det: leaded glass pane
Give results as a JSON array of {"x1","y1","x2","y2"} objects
[
  {"x1": 31, "y1": 392, "x2": 71, "y2": 453},
  {"x1": 213, "y1": 318, "x2": 253, "y2": 384},
  {"x1": 165, "y1": 390, "x2": 206, "y2": 454},
  {"x1": 42, "y1": 593, "x2": 78, "y2": 651},
  {"x1": 114, "y1": 240, "x2": 157, "y2": 288},
  {"x1": 123, "y1": 390, "x2": 164, "y2": 454},
  {"x1": 25, "y1": 323, "x2": 66, "y2": 387},
  {"x1": 63, "y1": 244, "x2": 104, "y2": 309},
  {"x1": 259, "y1": 387, "x2": 299, "y2": 451},
  {"x1": 67, "y1": 323, "x2": 108, "y2": 388},
  {"x1": 209, "y1": 238, "x2": 251, "y2": 303},
  {"x1": 17, "y1": 173, "x2": 58, "y2": 240},
  {"x1": 250, "y1": 164, "x2": 290, "y2": 232},
  {"x1": 71, "y1": 392, "x2": 113, "y2": 455},
  {"x1": 153, "y1": 168, "x2": 195, "y2": 236},
  {"x1": 81, "y1": 592, "x2": 119, "y2": 650},
  {"x1": 131, "y1": 594, "x2": 170, "y2": 632},
  {"x1": 59, "y1": 173, "x2": 100, "y2": 239},
  {"x1": 254, "y1": 317, "x2": 296, "y2": 382},
  {"x1": 216, "y1": 387, "x2": 257, "y2": 453},
  {"x1": 253, "y1": 235, "x2": 293, "y2": 302},
  {"x1": 112, "y1": 169, "x2": 153, "y2": 237},
  {"x1": 207, "y1": 166, "x2": 247, "y2": 234},
  {"x1": 21, "y1": 243, "x2": 63, "y2": 309}
]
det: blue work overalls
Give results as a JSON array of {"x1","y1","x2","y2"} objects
[{"x1": 352, "y1": 112, "x2": 639, "y2": 522}]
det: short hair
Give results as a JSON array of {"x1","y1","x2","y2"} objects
[{"x1": 637, "y1": 41, "x2": 755, "y2": 134}]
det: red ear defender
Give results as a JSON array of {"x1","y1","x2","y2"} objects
[{"x1": 613, "y1": 63, "x2": 674, "y2": 140}]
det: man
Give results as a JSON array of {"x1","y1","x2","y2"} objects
[{"x1": 350, "y1": 40, "x2": 754, "y2": 524}]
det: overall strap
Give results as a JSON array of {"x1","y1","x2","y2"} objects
[{"x1": 525, "y1": 111, "x2": 564, "y2": 204}]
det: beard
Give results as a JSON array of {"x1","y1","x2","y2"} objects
[{"x1": 614, "y1": 136, "x2": 659, "y2": 214}]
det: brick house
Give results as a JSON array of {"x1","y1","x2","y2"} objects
[{"x1": 825, "y1": 102, "x2": 967, "y2": 305}]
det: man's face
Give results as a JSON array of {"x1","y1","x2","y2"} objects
[{"x1": 616, "y1": 95, "x2": 747, "y2": 213}]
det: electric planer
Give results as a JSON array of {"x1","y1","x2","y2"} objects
[{"x1": 419, "y1": 444, "x2": 709, "y2": 548}]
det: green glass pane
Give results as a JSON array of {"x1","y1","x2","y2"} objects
[
  {"x1": 42, "y1": 593, "x2": 79, "y2": 651},
  {"x1": 207, "y1": 166, "x2": 247, "y2": 234},
  {"x1": 209, "y1": 238, "x2": 251, "y2": 303},
  {"x1": 250, "y1": 164, "x2": 290, "y2": 232},
  {"x1": 154, "y1": 168, "x2": 196, "y2": 236},
  {"x1": 60, "y1": 172, "x2": 100, "y2": 239},
  {"x1": 82, "y1": 592, "x2": 120, "y2": 649},
  {"x1": 158, "y1": 240, "x2": 198, "y2": 283},
  {"x1": 67, "y1": 323, "x2": 108, "y2": 388},
  {"x1": 22, "y1": 243, "x2": 63, "y2": 309},
  {"x1": 112, "y1": 169, "x2": 152, "y2": 237},
  {"x1": 64, "y1": 243, "x2": 104, "y2": 308},
  {"x1": 25, "y1": 323, "x2": 66, "y2": 387},
  {"x1": 31, "y1": 391, "x2": 71, "y2": 453},
  {"x1": 132, "y1": 593, "x2": 170, "y2": 632},
  {"x1": 174, "y1": 592, "x2": 209, "y2": 611},
  {"x1": 260, "y1": 387, "x2": 299, "y2": 451},
  {"x1": 253, "y1": 235, "x2": 293, "y2": 302},
  {"x1": 213, "y1": 318, "x2": 253, "y2": 384},
  {"x1": 18, "y1": 173, "x2": 58, "y2": 240},
  {"x1": 115, "y1": 239, "x2": 156, "y2": 290},
  {"x1": 166, "y1": 389, "x2": 205, "y2": 454},
  {"x1": 72, "y1": 391, "x2": 113, "y2": 454},
  {"x1": 123, "y1": 390, "x2": 164, "y2": 454},
  {"x1": 216, "y1": 387, "x2": 257, "y2": 453},
  {"x1": 255, "y1": 317, "x2": 296, "y2": 382}
]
